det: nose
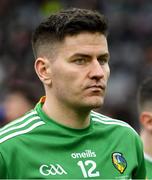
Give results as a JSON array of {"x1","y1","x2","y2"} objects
[{"x1": 88, "y1": 60, "x2": 104, "y2": 80}]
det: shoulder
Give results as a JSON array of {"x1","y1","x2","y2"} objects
[
  {"x1": 91, "y1": 110, "x2": 138, "y2": 135},
  {"x1": 0, "y1": 109, "x2": 45, "y2": 144}
]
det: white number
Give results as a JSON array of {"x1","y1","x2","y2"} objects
[
  {"x1": 86, "y1": 160, "x2": 100, "y2": 177},
  {"x1": 77, "y1": 161, "x2": 88, "y2": 178},
  {"x1": 77, "y1": 160, "x2": 100, "y2": 178}
]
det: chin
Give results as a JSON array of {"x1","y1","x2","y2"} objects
[
  {"x1": 91, "y1": 102, "x2": 103, "y2": 109},
  {"x1": 87, "y1": 99, "x2": 104, "y2": 109},
  {"x1": 78, "y1": 96, "x2": 104, "y2": 110}
]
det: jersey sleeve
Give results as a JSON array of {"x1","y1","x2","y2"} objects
[
  {"x1": 132, "y1": 134, "x2": 146, "y2": 179},
  {"x1": 0, "y1": 151, "x2": 6, "y2": 178}
]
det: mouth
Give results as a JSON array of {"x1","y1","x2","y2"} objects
[
  {"x1": 85, "y1": 84, "x2": 106, "y2": 94},
  {"x1": 86, "y1": 84, "x2": 105, "y2": 90}
]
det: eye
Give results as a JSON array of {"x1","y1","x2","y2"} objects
[
  {"x1": 74, "y1": 58, "x2": 88, "y2": 65},
  {"x1": 98, "y1": 57, "x2": 108, "y2": 65}
]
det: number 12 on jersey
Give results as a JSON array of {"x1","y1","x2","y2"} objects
[{"x1": 77, "y1": 160, "x2": 100, "y2": 178}]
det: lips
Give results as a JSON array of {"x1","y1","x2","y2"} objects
[
  {"x1": 86, "y1": 84, "x2": 106, "y2": 90},
  {"x1": 84, "y1": 84, "x2": 106, "y2": 96}
]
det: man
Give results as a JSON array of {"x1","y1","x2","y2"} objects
[
  {"x1": 0, "y1": 8, "x2": 146, "y2": 179},
  {"x1": 137, "y1": 77, "x2": 152, "y2": 179}
]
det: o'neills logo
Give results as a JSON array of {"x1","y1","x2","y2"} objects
[{"x1": 71, "y1": 149, "x2": 96, "y2": 159}]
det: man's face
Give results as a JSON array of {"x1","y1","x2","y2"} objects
[{"x1": 48, "y1": 32, "x2": 110, "y2": 110}]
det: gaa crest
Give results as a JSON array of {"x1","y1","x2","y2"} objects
[{"x1": 112, "y1": 152, "x2": 127, "y2": 174}]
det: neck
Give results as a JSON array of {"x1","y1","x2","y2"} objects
[
  {"x1": 140, "y1": 129, "x2": 152, "y2": 157},
  {"x1": 42, "y1": 97, "x2": 91, "y2": 129}
]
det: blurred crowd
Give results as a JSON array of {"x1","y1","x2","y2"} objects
[{"x1": 0, "y1": 0, "x2": 152, "y2": 131}]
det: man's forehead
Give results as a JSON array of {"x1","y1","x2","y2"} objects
[
  {"x1": 62, "y1": 32, "x2": 107, "y2": 46},
  {"x1": 60, "y1": 32, "x2": 107, "y2": 51}
]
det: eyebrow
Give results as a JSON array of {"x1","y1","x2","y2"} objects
[
  {"x1": 98, "y1": 53, "x2": 110, "y2": 60},
  {"x1": 70, "y1": 53, "x2": 110, "y2": 59}
]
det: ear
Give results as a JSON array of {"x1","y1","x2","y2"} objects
[
  {"x1": 140, "y1": 111, "x2": 152, "y2": 131},
  {"x1": 34, "y1": 57, "x2": 52, "y2": 85}
]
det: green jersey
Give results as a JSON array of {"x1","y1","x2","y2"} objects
[
  {"x1": 144, "y1": 153, "x2": 152, "y2": 179},
  {"x1": 0, "y1": 99, "x2": 146, "y2": 179}
]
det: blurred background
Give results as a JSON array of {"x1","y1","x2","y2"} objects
[{"x1": 0, "y1": 0, "x2": 152, "y2": 131}]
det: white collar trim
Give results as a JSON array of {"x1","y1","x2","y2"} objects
[{"x1": 144, "y1": 152, "x2": 152, "y2": 162}]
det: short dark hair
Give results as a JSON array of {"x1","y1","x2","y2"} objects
[
  {"x1": 32, "y1": 8, "x2": 108, "y2": 58},
  {"x1": 137, "y1": 77, "x2": 152, "y2": 112}
]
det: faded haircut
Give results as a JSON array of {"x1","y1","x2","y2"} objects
[{"x1": 32, "y1": 8, "x2": 108, "y2": 58}]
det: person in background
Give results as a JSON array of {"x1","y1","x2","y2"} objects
[
  {"x1": 0, "y1": 80, "x2": 39, "y2": 126},
  {"x1": 137, "y1": 77, "x2": 152, "y2": 179},
  {"x1": 0, "y1": 8, "x2": 146, "y2": 179}
]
